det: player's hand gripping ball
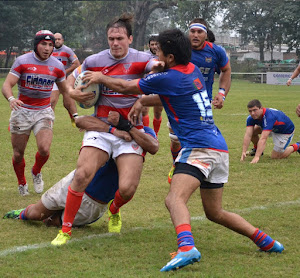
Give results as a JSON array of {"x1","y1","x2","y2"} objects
[{"x1": 74, "y1": 71, "x2": 100, "y2": 109}]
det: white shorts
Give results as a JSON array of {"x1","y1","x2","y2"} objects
[
  {"x1": 82, "y1": 131, "x2": 144, "y2": 159},
  {"x1": 9, "y1": 107, "x2": 54, "y2": 135},
  {"x1": 52, "y1": 83, "x2": 59, "y2": 91},
  {"x1": 271, "y1": 132, "x2": 294, "y2": 153},
  {"x1": 41, "y1": 170, "x2": 107, "y2": 226},
  {"x1": 175, "y1": 148, "x2": 229, "y2": 184}
]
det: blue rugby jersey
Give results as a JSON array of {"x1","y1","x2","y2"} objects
[
  {"x1": 138, "y1": 62, "x2": 228, "y2": 152},
  {"x1": 247, "y1": 108, "x2": 295, "y2": 134},
  {"x1": 191, "y1": 41, "x2": 229, "y2": 101}
]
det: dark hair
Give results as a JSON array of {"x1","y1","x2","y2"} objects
[
  {"x1": 157, "y1": 29, "x2": 191, "y2": 65},
  {"x1": 148, "y1": 35, "x2": 158, "y2": 44},
  {"x1": 247, "y1": 99, "x2": 262, "y2": 109},
  {"x1": 207, "y1": 29, "x2": 215, "y2": 43},
  {"x1": 106, "y1": 13, "x2": 133, "y2": 37},
  {"x1": 189, "y1": 18, "x2": 208, "y2": 28}
]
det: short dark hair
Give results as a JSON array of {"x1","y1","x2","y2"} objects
[
  {"x1": 207, "y1": 29, "x2": 215, "y2": 43},
  {"x1": 106, "y1": 13, "x2": 133, "y2": 37},
  {"x1": 157, "y1": 29, "x2": 191, "y2": 65},
  {"x1": 189, "y1": 18, "x2": 208, "y2": 28},
  {"x1": 148, "y1": 35, "x2": 158, "y2": 44},
  {"x1": 247, "y1": 99, "x2": 262, "y2": 109}
]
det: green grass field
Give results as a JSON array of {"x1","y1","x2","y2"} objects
[{"x1": 0, "y1": 78, "x2": 300, "y2": 277}]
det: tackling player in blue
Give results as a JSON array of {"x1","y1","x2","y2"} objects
[
  {"x1": 81, "y1": 28, "x2": 284, "y2": 272},
  {"x1": 167, "y1": 18, "x2": 231, "y2": 183},
  {"x1": 3, "y1": 113, "x2": 158, "y2": 233}
]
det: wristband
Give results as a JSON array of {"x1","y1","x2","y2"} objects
[
  {"x1": 218, "y1": 88, "x2": 226, "y2": 101},
  {"x1": 116, "y1": 114, "x2": 134, "y2": 132},
  {"x1": 7, "y1": 96, "x2": 15, "y2": 102},
  {"x1": 108, "y1": 125, "x2": 116, "y2": 134},
  {"x1": 288, "y1": 77, "x2": 293, "y2": 81},
  {"x1": 72, "y1": 113, "x2": 79, "y2": 119}
]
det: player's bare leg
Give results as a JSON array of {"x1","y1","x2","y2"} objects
[
  {"x1": 107, "y1": 153, "x2": 143, "y2": 233},
  {"x1": 11, "y1": 133, "x2": 30, "y2": 195}
]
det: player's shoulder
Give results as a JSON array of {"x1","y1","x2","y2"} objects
[
  {"x1": 128, "y1": 48, "x2": 152, "y2": 61},
  {"x1": 15, "y1": 52, "x2": 33, "y2": 62}
]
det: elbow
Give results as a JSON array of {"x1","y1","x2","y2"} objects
[{"x1": 148, "y1": 142, "x2": 159, "y2": 155}]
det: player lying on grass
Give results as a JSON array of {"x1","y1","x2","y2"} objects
[
  {"x1": 240, "y1": 99, "x2": 300, "y2": 164},
  {"x1": 80, "y1": 28, "x2": 284, "y2": 272},
  {"x1": 3, "y1": 112, "x2": 158, "y2": 230}
]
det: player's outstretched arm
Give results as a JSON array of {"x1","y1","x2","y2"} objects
[
  {"x1": 82, "y1": 71, "x2": 141, "y2": 95},
  {"x1": 287, "y1": 65, "x2": 300, "y2": 86},
  {"x1": 57, "y1": 80, "x2": 78, "y2": 116},
  {"x1": 240, "y1": 126, "x2": 253, "y2": 161},
  {"x1": 250, "y1": 130, "x2": 269, "y2": 164}
]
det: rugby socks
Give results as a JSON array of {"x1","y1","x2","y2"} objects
[
  {"x1": 251, "y1": 228, "x2": 275, "y2": 251},
  {"x1": 61, "y1": 186, "x2": 84, "y2": 235},
  {"x1": 19, "y1": 204, "x2": 34, "y2": 220},
  {"x1": 153, "y1": 117, "x2": 162, "y2": 135},
  {"x1": 142, "y1": 114, "x2": 150, "y2": 127},
  {"x1": 291, "y1": 142, "x2": 300, "y2": 152},
  {"x1": 109, "y1": 189, "x2": 133, "y2": 214},
  {"x1": 12, "y1": 157, "x2": 27, "y2": 185},
  {"x1": 176, "y1": 224, "x2": 195, "y2": 252},
  {"x1": 171, "y1": 146, "x2": 182, "y2": 164},
  {"x1": 32, "y1": 152, "x2": 49, "y2": 175}
]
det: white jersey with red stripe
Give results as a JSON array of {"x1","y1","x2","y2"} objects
[
  {"x1": 73, "y1": 48, "x2": 155, "y2": 128},
  {"x1": 10, "y1": 52, "x2": 66, "y2": 110},
  {"x1": 52, "y1": 45, "x2": 78, "y2": 70}
]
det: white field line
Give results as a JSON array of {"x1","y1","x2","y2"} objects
[{"x1": 0, "y1": 199, "x2": 299, "y2": 257}]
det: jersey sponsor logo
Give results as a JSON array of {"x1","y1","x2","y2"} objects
[
  {"x1": 191, "y1": 159, "x2": 210, "y2": 168},
  {"x1": 62, "y1": 222, "x2": 72, "y2": 228},
  {"x1": 87, "y1": 136, "x2": 98, "y2": 141},
  {"x1": 26, "y1": 75, "x2": 55, "y2": 90},
  {"x1": 193, "y1": 78, "x2": 203, "y2": 90},
  {"x1": 205, "y1": 57, "x2": 212, "y2": 63},
  {"x1": 27, "y1": 66, "x2": 37, "y2": 71}
]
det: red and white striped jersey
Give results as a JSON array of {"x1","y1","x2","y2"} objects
[
  {"x1": 73, "y1": 48, "x2": 156, "y2": 128},
  {"x1": 52, "y1": 45, "x2": 78, "y2": 70},
  {"x1": 10, "y1": 52, "x2": 66, "y2": 110}
]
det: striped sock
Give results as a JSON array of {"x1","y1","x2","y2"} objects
[
  {"x1": 251, "y1": 228, "x2": 275, "y2": 251},
  {"x1": 176, "y1": 224, "x2": 195, "y2": 252},
  {"x1": 171, "y1": 146, "x2": 182, "y2": 164},
  {"x1": 19, "y1": 204, "x2": 34, "y2": 220}
]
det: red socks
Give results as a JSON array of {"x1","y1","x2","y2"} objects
[
  {"x1": 153, "y1": 117, "x2": 162, "y2": 135},
  {"x1": 109, "y1": 190, "x2": 133, "y2": 214},
  {"x1": 61, "y1": 186, "x2": 84, "y2": 235},
  {"x1": 12, "y1": 157, "x2": 26, "y2": 185},
  {"x1": 143, "y1": 114, "x2": 150, "y2": 127},
  {"x1": 32, "y1": 152, "x2": 49, "y2": 175}
]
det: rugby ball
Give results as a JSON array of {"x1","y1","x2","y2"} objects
[{"x1": 74, "y1": 71, "x2": 100, "y2": 109}]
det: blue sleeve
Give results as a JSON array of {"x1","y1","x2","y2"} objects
[
  {"x1": 144, "y1": 126, "x2": 157, "y2": 139},
  {"x1": 246, "y1": 116, "x2": 255, "y2": 126},
  {"x1": 262, "y1": 110, "x2": 276, "y2": 130},
  {"x1": 215, "y1": 45, "x2": 229, "y2": 69},
  {"x1": 138, "y1": 72, "x2": 174, "y2": 96}
]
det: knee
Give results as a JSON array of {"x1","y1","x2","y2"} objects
[
  {"x1": 118, "y1": 182, "x2": 138, "y2": 200},
  {"x1": 204, "y1": 209, "x2": 224, "y2": 224},
  {"x1": 13, "y1": 150, "x2": 24, "y2": 162},
  {"x1": 38, "y1": 147, "x2": 50, "y2": 157}
]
